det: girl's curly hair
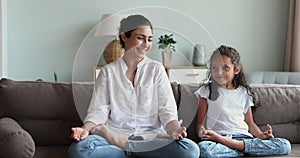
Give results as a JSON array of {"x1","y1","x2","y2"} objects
[{"x1": 203, "y1": 45, "x2": 258, "y2": 110}]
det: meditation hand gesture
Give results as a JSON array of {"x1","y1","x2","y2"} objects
[
  {"x1": 201, "y1": 129, "x2": 223, "y2": 143},
  {"x1": 258, "y1": 124, "x2": 274, "y2": 140},
  {"x1": 172, "y1": 127, "x2": 187, "y2": 140},
  {"x1": 197, "y1": 125, "x2": 207, "y2": 138},
  {"x1": 71, "y1": 127, "x2": 89, "y2": 141}
]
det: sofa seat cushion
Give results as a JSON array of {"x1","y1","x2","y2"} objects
[
  {"x1": 0, "y1": 117, "x2": 35, "y2": 158},
  {"x1": 289, "y1": 144, "x2": 300, "y2": 158},
  {"x1": 34, "y1": 146, "x2": 68, "y2": 158},
  {"x1": 261, "y1": 144, "x2": 300, "y2": 158}
]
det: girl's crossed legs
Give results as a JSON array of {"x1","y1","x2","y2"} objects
[{"x1": 198, "y1": 134, "x2": 291, "y2": 157}]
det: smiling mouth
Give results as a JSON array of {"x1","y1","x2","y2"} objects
[
  {"x1": 215, "y1": 77, "x2": 226, "y2": 81},
  {"x1": 136, "y1": 47, "x2": 148, "y2": 52}
]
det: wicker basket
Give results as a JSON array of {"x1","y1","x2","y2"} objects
[{"x1": 103, "y1": 40, "x2": 124, "y2": 64}]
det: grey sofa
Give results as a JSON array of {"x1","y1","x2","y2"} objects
[{"x1": 0, "y1": 71, "x2": 299, "y2": 157}]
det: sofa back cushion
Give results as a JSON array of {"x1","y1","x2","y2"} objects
[
  {"x1": 251, "y1": 84, "x2": 300, "y2": 143},
  {"x1": 0, "y1": 78, "x2": 94, "y2": 146},
  {"x1": 175, "y1": 83, "x2": 201, "y2": 142},
  {"x1": 245, "y1": 71, "x2": 300, "y2": 85}
]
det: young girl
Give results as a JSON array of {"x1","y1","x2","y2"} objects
[{"x1": 195, "y1": 45, "x2": 291, "y2": 157}]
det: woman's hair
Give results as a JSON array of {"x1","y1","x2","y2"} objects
[
  {"x1": 204, "y1": 45, "x2": 257, "y2": 108},
  {"x1": 118, "y1": 14, "x2": 153, "y2": 48}
]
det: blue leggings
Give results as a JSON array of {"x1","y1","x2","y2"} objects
[
  {"x1": 198, "y1": 135, "x2": 291, "y2": 157},
  {"x1": 68, "y1": 135, "x2": 200, "y2": 158}
]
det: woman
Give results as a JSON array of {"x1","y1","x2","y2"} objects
[{"x1": 68, "y1": 14, "x2": 199, "y2": 158}]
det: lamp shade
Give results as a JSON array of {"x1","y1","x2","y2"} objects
[{"x1": 94, "y1": 14, "x2": 128, "y2": 37}]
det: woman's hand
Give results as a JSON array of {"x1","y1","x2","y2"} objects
[
  {"x1": 198, "y1": 125, "x2": 207, "y2": 138},
  {"x1": 171, "y1": 127, "x2": 187, "y2": 140},
  {"x1": 70, "y1": 127, "x2": 89, "y2": 141},
  {"x1": 258, "y1": 124, "x2": 274, "y2": 140}
]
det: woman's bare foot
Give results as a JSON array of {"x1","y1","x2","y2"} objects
[
  {"x1": 91, "y1": 124, "x2": 128, "y2": 150},
  {"x1": 155, "y1": 134, "x2": 172, "y2": 139}
]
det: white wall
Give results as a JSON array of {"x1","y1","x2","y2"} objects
[
  {"x1": 0, "y1": 0, "x2": 3, "y2": 77},
  {"x1": 6, "y1": 0, "x2": 290, "y2": 81},
  {"x1": 1, "y1": 0, "x2": 8, "y2": 78}
]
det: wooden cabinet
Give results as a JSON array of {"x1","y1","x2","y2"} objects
[
  {"x1": 94, "y1": 66, "x2": 208, "y2": 83},
  {"x1": 165, "y1": 66, "x2": 208, "y2": 83}
]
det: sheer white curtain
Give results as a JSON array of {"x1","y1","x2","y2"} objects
[{"x1": 285, "y1": 0, "x2": 300, "y2": 72}]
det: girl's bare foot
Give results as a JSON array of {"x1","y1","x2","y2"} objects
[{"x1": 91, "y1": 124, "x2": 128, "y2": 150}]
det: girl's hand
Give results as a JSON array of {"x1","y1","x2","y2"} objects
[
  {"x1": 171, "y1": 127, "x2": 187, "y2": 140},
  {"x1": 70, "y1": 127, "x2": 89, "y2": 141},
  {"x1": 259, "y1": 124, "x2": 274, "y2": 140},
  {"x1": 201, "y1": 129, "x2": 223, "y2": 143}
]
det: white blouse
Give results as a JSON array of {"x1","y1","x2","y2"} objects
[{"x1": 84, "y1": 57, "x2": 178, "y2": 139}]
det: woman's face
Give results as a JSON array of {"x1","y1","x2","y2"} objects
[
  {"x1": 121, "y1": 26, "x2": 153, "y2": 58},
  {"x1": 211, "y1": 54, "x2": 239, "y2": 89}
]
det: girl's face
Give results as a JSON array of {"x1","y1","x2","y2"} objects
[
  {"x1": 211, "y1": 54, "x2": 240, "y2": 89},
  {"x1": 121, "y1": 26, "x2": 153, "y2": 59}
]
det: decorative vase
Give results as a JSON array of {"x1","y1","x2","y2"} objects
[
  {"x1": 192, "y1": 44, "x2": 206, "y2": 66},
  {"x1": 162, "y1": 51, "x2": 172, "y2": 66}
]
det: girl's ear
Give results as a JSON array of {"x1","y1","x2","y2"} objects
[{"x1": 235, "y1": 65, "x2": 242, "y2": 74}]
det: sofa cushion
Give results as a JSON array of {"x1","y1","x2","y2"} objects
[
  {"x1": 177, "y1": 83, "x2": 201, "y2": 142},
  {"x1": 34, "y1": 146, "x2": 68, "y2": 158},
  {"x1": 245, "y1": 71, "x2": 300, "y2": 84},
  {"x1": 0, "y1": 117, "x2": 35, "y2": 158},
  {"x1": 170, "y1": 82, "x2": 180, "y2": 107},
  {"x1": 250, "y1": 84, "x2": 300, "y2": 143},
  {"x1": 0, "y1": 78, "x2": 94, "y2": 146},
  {"x1": 0, "y1": 78, "x2": 80, "y2": 121}
]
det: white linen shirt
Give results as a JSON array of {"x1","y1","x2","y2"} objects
[{"x1": 84, "y1": 57, "x2": 178, "y2": 139}]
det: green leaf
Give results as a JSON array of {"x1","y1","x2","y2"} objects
[
  {"x1": 54, "y1": 72, "x2": 58, "y2": 82},
  {"x1": 157, "y1": 33, "x2": 177, "y2": 51}
]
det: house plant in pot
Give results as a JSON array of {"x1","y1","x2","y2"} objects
[{"x1": 158, "y1": 34, "x2": 177, "y2": 66}]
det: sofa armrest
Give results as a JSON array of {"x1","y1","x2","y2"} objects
[{"x1": 0, "y1": 117, "x2": 35, "y2": 158}]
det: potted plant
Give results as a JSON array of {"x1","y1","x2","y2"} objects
[{"x1": 157, "y1": 34, "x2": 177, "y2": 66}]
